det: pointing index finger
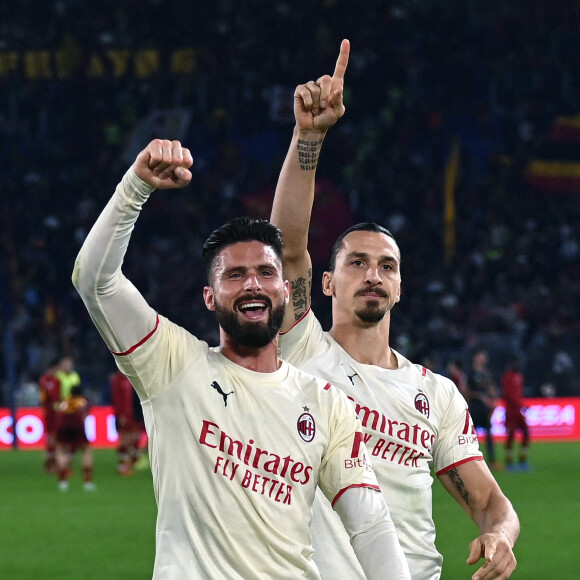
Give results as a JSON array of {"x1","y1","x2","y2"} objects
[{"x1": 332, "y1": 38, "x2": 350, "y2": 83}]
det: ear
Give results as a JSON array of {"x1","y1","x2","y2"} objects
[
  {"x1": 322, "y1": 271, "x2": 334, "y2": 297},
  {"x1": 394, "y1": 280, "x2": 402, "y2": 304},
  {"x1": 203, "y1": 286, "x2": 216, "y2": 311},
  {"x1": 283, "y1": 280, "x2": 290, "y2": 305}
]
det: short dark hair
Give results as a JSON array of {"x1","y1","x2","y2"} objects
[
  {"x1": 327, "y1": 222, "x2": 397, "y2": 271},
  {"x1": 202, "y1": 217, "x2": 284, "y2": 282}
]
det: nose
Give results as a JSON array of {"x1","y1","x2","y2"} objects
[
  {"x1": 244, "y1": 274, "x2": 262, "y2": 292},
  {"x1": 364, "y1": 267, "x2": 382, "y2": 285}
]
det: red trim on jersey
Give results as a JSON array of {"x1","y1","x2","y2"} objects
[
  {"x1": 422, "y1": 366, "x2": 427, "y2": 376},
  {"x1": 350, "y1": 431, "x2": 363, "y2": 458},
  {"x1": 280, "y1": 307, "x2": 311, "y2": 335},
  {"x1": 436, "y1": 455, "x2": 484, "y2": 477},
  {"x1": 331, "y1": 483, "x2": 381, "y2": 507},
  {"x1": 462, "y1": 408, "x2": 472, "y2": 434},
  {"x1": 111, "y1": 314, "x2": 160, "y2": 356},
  {"x1": 323, "y1": 383, "x2": 332, "y2": 391}
]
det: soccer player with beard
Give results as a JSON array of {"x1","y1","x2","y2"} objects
[
  {"x1": 72, "y1": 139, "x2": 410, "y2": 579},
  {"x1": 270, "y1": 40, "x2": 519, "y2": 580}
]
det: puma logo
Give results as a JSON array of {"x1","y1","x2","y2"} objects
[
  {"x1": 341, "y1": 362, "x2": 360, "y2": 386},
  {"x1": 211, "y1": 381, "x2": 234, "y2": 406},
  {"x1": 340, "y1": 362, "x2": 360, "y2": 386},
  {"x1": 346, "y1": 372, "x2": 359, "y2": 385}
]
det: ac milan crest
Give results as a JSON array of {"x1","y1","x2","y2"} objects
[
  {"x1": 297, "y1": 412, "x2": 316, "y2": 442},
  {"x1": 414, "y1": 393, "x2": 430, "y2": 418}
]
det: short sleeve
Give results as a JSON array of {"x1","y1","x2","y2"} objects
[
  {"x1": 114, "y1": 315, "x2": 206, "y2": 401},
  {"x1": 432, "y1": 377, "x2": 483, "y2": 475},
  {"x1": 278, "y1": 309, "x2": 327, "y2": 365},
  {"x1": 317, "y1": 386, "x2": 380, "y2": 506}
]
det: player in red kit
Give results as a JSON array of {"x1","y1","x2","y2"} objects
[
  {"x1": 501, "y1": 358, "x2": 530, "y2": 471},
  {"x1": 54, "y1": 385, "x2": 95, "y2": 491},
  {"x1": 110, "y1": 370, "x2": 146, "y2": 475},
  {"x1": 38, "y1": 358, "x2": 62, "y2": 473}
]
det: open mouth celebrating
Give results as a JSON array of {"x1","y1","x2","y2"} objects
[{"x1": 238, "y1": 300, "x2": 269, "y2": 320}]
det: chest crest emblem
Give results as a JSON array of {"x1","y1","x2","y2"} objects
[
  {"x1": 297, "y1": 411, "x2": 316, "y2": 442},
  {"x1": 414, "y1": 392, "x2": 430, "y2": 418}
]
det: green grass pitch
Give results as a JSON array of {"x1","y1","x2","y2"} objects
[
  {"x1": 433, "y1": 440, "x2": 580, "y2": 579},
  {"x1": 1, "y1": 441, "x2": 578, "y2": 578},
  {"x1": 1, "y1": 449, "x2": 156, "y2": 579}
]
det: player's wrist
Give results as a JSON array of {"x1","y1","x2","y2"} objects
[
  {"x1": 491, "y1": 529, "x2": 514, "y2": 548},
  {"x1": 294, "y1": 126, "x2": 327, "y2": 140}
]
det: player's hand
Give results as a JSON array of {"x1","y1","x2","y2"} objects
[
  {"x1": 134, "y1": 139, "x2": 193, "y2": 189},
  {"x1": 467, "y1": 531, "x2": 517, "y2": 580},
  {"x1": 293, "y1": 38, "x2": 350, "y2": 133}
]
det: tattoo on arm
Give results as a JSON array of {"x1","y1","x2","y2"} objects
[
  {"x1": 448, "y1": 468, "x2": 469, "y2": 505},
  {"x1": 290, "y1": 272, "x2": 312, "y2": 321},
  {"x1": 297, "y1": 139, "x2": 323, "y2": 171}
]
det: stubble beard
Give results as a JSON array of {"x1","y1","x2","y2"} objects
[
  {"x1": 353, "y1": 288, "x2": 391, "y2": 324},
  {"x1": 214, "y1": 296, "x2": 286, "y2": 348},
  {"x1": 354, "y1": 301, "x2": 389, "y2": 324}
]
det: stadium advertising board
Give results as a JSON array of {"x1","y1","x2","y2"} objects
[
  {"x1": 0, "y1": 406, "x2": 118, "y2": 449},
  {"x1": 1, "y1": 398, "x2": 579, "y2": 449}
]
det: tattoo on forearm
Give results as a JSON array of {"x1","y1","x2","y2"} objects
[
  {"x1": 290, "y1": 273, "x2": 311, "y2": 320},
  {"x1": 448, "y1": 468, "x2": 469, "y2": 504},
  {"x1": 297, "y1": 139, "x2": 323, "y2": 171}
]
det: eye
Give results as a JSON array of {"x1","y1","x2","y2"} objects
[
  {"x1": 351, "y1": 259, "x2": 364, "y2": 267},
  {"x1": 381, "y1": 263, "x2": 393, "y2": 271},
  {"x1": 260, "y1": 270, "x2": 274, "y2": 277}
]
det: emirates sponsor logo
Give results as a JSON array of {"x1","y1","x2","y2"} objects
[
  {"x1": 199, "y1": 420, "x2": 313, "y2": 485},
  {"x1": 297, "y1": 412, "x2": 316, "y2": 442},
  {"x1": 347, "y1": 395, "x2": 436, "y2": 451},
  {"x1": 414, "y1": 393, "x2": 430, "y2": 418}
]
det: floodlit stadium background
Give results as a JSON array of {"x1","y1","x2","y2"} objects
[
  {"x1": 1, "y1": 2, "x2": 580, "y2": 579},
  {"x1": 2, "y1": 1, "x2": 580, "y2": 412}
]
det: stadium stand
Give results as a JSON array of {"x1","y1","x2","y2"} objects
[{"x1": 1, "y1": 0, "x2": 579, "y2": 405}]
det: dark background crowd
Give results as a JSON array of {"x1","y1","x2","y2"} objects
[{"x1": 1, "y1": 0, "x2": 580, "y2": 406}]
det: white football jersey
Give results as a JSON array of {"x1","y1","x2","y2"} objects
[
  {"x1": 280, "y1": 310, "x2": 483, "y2": 580},
  {"x1": 114, "y1": 316, "x2": 378, "y2": 579},
  {"x1": 73, "y1": 169, "x2": 382, "y2": 579}
]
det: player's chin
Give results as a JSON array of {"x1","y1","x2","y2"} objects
[
  {"x1": 236, "y1": 325, "x2": 276, "y2": 349},
  {"x1": 355, "y1": 306, "x2": 387, "y2": 324}
]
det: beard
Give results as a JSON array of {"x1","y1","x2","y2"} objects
[
  {"x1": 353, "y1": 287, "x2": 390, "y2": 324},
  {"x1": 354, "y1": 301, "x2": 388, "y2": 323},
  {"x1": 214, "y1": 295, "x2": 286, "y2": 348}
]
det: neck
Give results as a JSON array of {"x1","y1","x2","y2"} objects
[
  {"x1": 219, "y1": 333, "x2": 281, "y2": 373},
  {"x1": 329, "y1": 317, "x2": 397, "y2": 369}
]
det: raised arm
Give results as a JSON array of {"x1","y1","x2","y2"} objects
[
  {"x1": 270, "y1": 39, "x2": 349, "y2": 331},
  {"x1": 439, "y1": 460, "x2": 519, "y2": 580},
  {"x1": 72, "y1": 139, "x2": 193, "y2": 353}
]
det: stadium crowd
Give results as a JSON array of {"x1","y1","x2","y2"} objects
[{"x1": 1, "y1": 0, "x2": 579, "y2": 405}]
